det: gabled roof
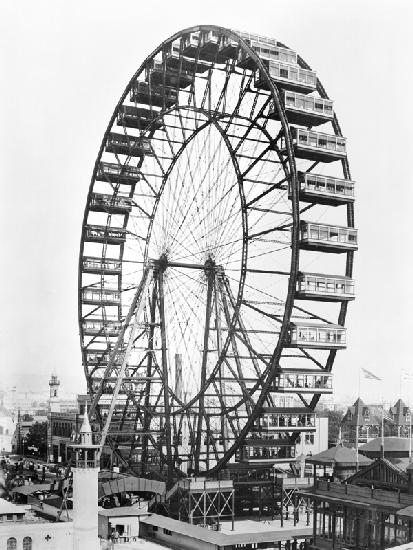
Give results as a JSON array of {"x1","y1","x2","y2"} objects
[
  {"x1": 341, "y1": 398, "x2": 381, "y2": 426},
  {"x1": 346, "y1": 457, "x2": 408, "y2": 489},
  {"x1": 389, "y1": 399, "x2": 410, "y2": 425}
]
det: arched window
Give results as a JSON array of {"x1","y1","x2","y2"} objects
[
  {"x1": 7, "y1": 538, "x2": 17, "y2": 550},
  {"x1": 23, "y1": 537, "x2": 32, "y2": 550}
]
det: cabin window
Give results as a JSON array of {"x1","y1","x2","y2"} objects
[
  {"x1": 280, "y1": 67, "x2": 289, "y2": 78},
  {"x1": 299, "y1": 132, "x2": 308, "y2": 144},
  {"x1": 309, "y1": 134, "x2": 317, "y2": 147}
]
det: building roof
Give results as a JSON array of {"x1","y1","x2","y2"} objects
[
  {"x1": 306, "y1": 444, "x2": 372, "y2": 467},
  {"x1": 10, "y1": 484, "x2": 52, "y2": 496},
  {"x1": 359, "y1": 437, "x2": 413, "y2": 455},
  {"x1": 141, "y1": 514, "x2": 312, "y2": 545},
  {"x1": 98, "y1": 506, "x2": 149, "y2": 518},
  {"x1": 0, "y1": 498, "x2": 26, "y2": 515},
  {"x1": 341, "y1": 398, "x2": 381, "y2": 427}
]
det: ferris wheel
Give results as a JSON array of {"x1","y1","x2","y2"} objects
[{"x1": 78, "y1": 25, "x2": 356, "y2": 479}]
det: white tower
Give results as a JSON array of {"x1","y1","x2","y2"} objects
[
  {"x1": 70, "y1": 405, "x2": 100, "y2": 550},
  {"x1": 49, "y1": 373, "x2": 61, "y2": 413}
]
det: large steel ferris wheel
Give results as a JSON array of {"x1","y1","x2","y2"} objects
[{"x1": 78, "y1": 25, "x2": 356, "y2": 480}]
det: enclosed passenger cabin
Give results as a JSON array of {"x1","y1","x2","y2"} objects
[
  {"x1": 255, "y1": 61, "x2": 317, "y2": 94},
  {"x1": 286, "y1": 323, "x2": 346, "y2": 350},
  {"x1": 130, "y1": 81, "x2": 178, "y2": 109},
  {"x1": 290, "y1": 172, "x2": 355, "y2": 206},
  {"x1": 146, "y1": 60, "x2": 193, "y2": 89},
  {"x1": 105, "y1": 133, "x2": 152, "y2": 157},
  {"x1": 269, "y1": 91, "x2": 334, "y2": 126},
  {"x1": 82, "y1": 319, "x2": 122, "y2": 337},
  {"x1": 85, "y1": 349, "x2": 124, "y2": 366},
  {"x1": 238, "y1": 37, "x2": 296, "y2": 70},
  {"x1": 273, "y1": 369, "x2": 333, "y2": 394},
  {"x1": 181, "y1": 31, "x2": 200, "y2": 57},
  {"x1": 163, "y1": 39, "x2": 210, "y2": 73},
  {"x1": 89, "y1": 193, "x2": 132, "y2": 214},
  {"x1": 295, "y1": 272, "x2": 355, "y2": 301},
  {"x1": 84, "y1": 225, "x2": 127, "y2": 244},
  {"x1": 82, "y1": 287, "x2": 121, "y2": 306},
  {"x1": 82, "y1": 257, "x2": 122, "y2": 275},
  {"x1": 238, "y1": 438, "x2": 296, "y2": 463},
  {"x1": 117, "y1": 105, "x2": 163, "y2": 131},
  {"x1": 299, "y1": 221, "x2": 358, "y2": 253},
  {"x1": 199, "y1": 30, "x2": 220, "y2": 61},
  {"x1": 218, "y1": 33, "x2": 239, "y2": 61},
  {"x1": 96, "y1": 162, "x2": 141, "y2": 185},
  {"x1": 255, "y1": 408, "x2": 316, "y2": 432},
  {"x1": 281, "y1": 127, "x2": 346, "y2": 163}
]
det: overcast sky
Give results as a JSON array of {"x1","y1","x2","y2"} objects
[{"x1": 1, "y1": 0, "x2": 412, "y2": 405}]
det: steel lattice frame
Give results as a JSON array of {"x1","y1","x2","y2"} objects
[{"x1": 78, "y1": 25, "x2": 355, "y2": 480}]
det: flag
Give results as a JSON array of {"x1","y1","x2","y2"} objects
[
  {"x1": 361, "y1": 368, "x2": 381, "y2": 381},
  {"x1": 401, "y1": 369, "x2": 413, "y2": 381}
]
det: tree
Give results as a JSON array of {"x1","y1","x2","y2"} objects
[
  {"x1": 325, "y1": 409, "x2": 344, "y2": 445},
  {"x1": 25, "y1": 422, "x2": 47, "y2": 458}
]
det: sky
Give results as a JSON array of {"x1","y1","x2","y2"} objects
[{"x1": 1, "y1": 0, "x2": 412, "y2": 405}]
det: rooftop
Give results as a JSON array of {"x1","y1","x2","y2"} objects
[{"x1": 141, "y1": 514, "x2": 312, "y2": 545}]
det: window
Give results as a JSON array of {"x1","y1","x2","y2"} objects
[
  {"x1": 7, "y1": 538, "x2": 17, "y2": 550},
  {"x1": 163, "y1": 529, "x2": 172, "y2": 536},
  {"x1": 6, "y1": 514, "x2": 13, "y2": 521},
  {"x1": 23, "y1": 537, "x2": 32, "y2": 550}
]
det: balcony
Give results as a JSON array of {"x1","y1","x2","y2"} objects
[
  {"x1": 295, "y1": 272, "x2": 355, "y2": 302},
  {"x1": 130, "y1": 81, "x2": 178, "y2": 109},
  {"x1": 299, "y1": 221, "x2": 358, "y2": 253},
  {"x1": 291, "y1": 172, "x2": 355, "y2": 206},
  {"x1": 270, "y1": 91, "x2": 334, "y2": 127},
  {"x1": 82, "y1": 319, "x2": 122, "y2": 337},
  {"x1": 257, "y1": 408, "x2": 316, "y2": 432},
  {"x1": 105, "y1": 133, "x2": 152, "y2": 157},
  {"x1": 96, "y1": 162, "x2": 141, "y2": 185},
  {"x1": 281, "y1": 127, "x2": 346, "y2": 163},
  {"x1": 255, "y1": 61, "x2": 317, "y2": 94},
  {"x1": 82, "y1": 287, "x2": 121, "y2": 306},
  {"x1": 117, "y1": 105, "x2": 163, "y2": 131},
  {"x1": 84, "y1": 225, "x2": 127, "y2": 244},
  {"x1": 286, "y1": 323, "x2": 346, "y2": 350},
  {"x1": 274, "y1": 370, "x2": 333, "y2": 394},
  {"x1": 89, "y1": 193, "x2": 132, "y2": 214},
  {"x1": 82, "y1": 257, "x2": 122, "y2": 275}
]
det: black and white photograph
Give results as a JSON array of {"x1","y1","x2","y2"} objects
[{"x1": 1, "y1": 1, "x2": 412, "y2": 548}]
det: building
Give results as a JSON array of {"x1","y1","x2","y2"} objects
[
  {"x1": 47, "y1": 393, "x2": 89, "y2": 464},
  {"x1": 341, "y1": 398, "x2": 381, "y2": 445},
  {"x1": 301, "y1": 458, "x2": 413, "y2": 549},
  {"x1": 389, "y1": 400, "x2": 412, "y2": 437},
  {"x1": 0, "y1": 498, "x2": 73, "y2": 550},
  {"x1": 299, "y1": 416, "x2": 328, "y2": 457},
  {"x1": 0, "y1": 406, "x2": 16, "y2": 454},
  {"x1": 139, "y1": 513, "x2": 312, "y2": 550}
]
